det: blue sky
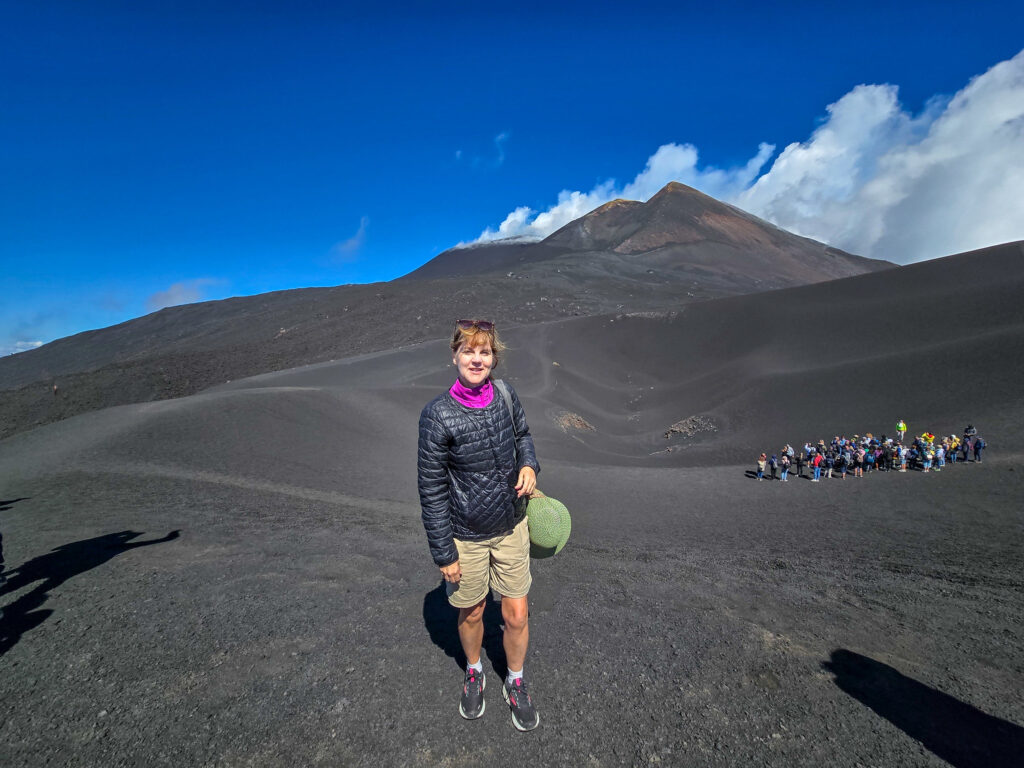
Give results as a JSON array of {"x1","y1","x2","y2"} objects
[{"x1": 3, "y1": 1, "x2": 1024, "y2": 355}]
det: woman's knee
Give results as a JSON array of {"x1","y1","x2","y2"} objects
[
  {"x1": 459, "y1": 600, "x2": 486, "y2": 624},
  {"x1": 501, "y1": 598, "x2": 529, "y2": 631}
]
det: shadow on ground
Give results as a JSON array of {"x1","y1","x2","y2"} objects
[
  {"x1": 823, "y1": 649, "x2": 1024, "y2": 768},
  {"x1": 422, "y1": 582, "x2": 508, "y2": 677},
  {"x1": 0, "y1": 529, "x2": 180, "y2": 656}
]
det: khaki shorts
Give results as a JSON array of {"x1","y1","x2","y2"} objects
[{"x1": 446, "y1": 517, "x2": 532, "y2": 608}]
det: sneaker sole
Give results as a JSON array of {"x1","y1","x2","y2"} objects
[
  {"x1": 502, "y1": 684, "x2": 540, "y2": 731},
  {"x1": 459, "y1": 673, "x2": 485, "y2": 720}
]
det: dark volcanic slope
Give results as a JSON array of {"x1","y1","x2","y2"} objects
[
  {"x1": 521, "y1": 239, "x2": 1024, "y2": 465},
  {"x1": 200, "y1": 240, "x2": 1024, "y2": 468},
  {"x1": 0, "y1": 182, "x2": 893, "y2": 440},
  {"x1": 542, "y1": 182, "x2": 884, "y2": 281},
  {"x1": 0, "y1": 241, "x2": 1020, "y2": 767},
  {"x1": 0, "y1": 273, "x2": 705, "y2": 440},
  {"x1": 399, "y1": 240, "x2": 575, "y2": 280}
]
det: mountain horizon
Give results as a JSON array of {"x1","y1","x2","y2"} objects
[
  {"x1": 0, "y1": 181, "x2": 901, "y2": 440},
  {"x1": 405, "y1": 181, "x2": 889, "y2": 284}
]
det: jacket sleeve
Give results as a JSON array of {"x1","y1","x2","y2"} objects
[
  {"x1": 417, "y1": 406, "x2": 458, "y2": 567},
  {"x1": 509, "y1": 386, "x2": 540, "y2": 475}
]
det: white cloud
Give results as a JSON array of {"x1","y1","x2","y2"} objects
[
  {"x1": 474, "y1": 49, "x2": 1024, "y2": 264},
  {"x1": 331, "y1": 216, "x2": 369, "y2": 262},
  {"x1": 146, "y1": 279, "x2": 224, "y2": 312},
  {"x1": 736, "y1": 49, "x2": 1024, "y2": 262},
  {"x1": 473, "y1": 142, "x2": 775, "y2": 243},
  {"x1": 1, "y1": 340, "x2": 43, "y2": 356},
  {"x1": 457, "y1": 131, "x2": 511, "y2": 170},
  {"x1": 492, "y1": 131, "x2": 509, "y2": 167}
]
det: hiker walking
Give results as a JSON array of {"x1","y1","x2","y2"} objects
[{"x1": 418, "y1": 319, "x2": 541, "y2": 730}]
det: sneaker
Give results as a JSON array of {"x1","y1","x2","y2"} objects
[
  {"x1": 459, "y1": 667, "x2": 486, "y2": 720},
  {"x1": 502, "y1": 677, "x2": 539, "y2": 731}
]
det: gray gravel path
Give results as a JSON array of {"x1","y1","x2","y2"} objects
[{"x1": 2, "y1": 451, "x2": 1021, "y2": 766}]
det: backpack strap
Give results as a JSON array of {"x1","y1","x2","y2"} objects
[{"x1": 493, "y1": 379, "x2": 519, "y2": 464}]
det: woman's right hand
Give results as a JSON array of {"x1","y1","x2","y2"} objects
[{"x1": 440, "y1": 561, "x2": 462, "y2": 584}]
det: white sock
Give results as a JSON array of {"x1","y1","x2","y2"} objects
[
  {"x1": 467, "y1": 659, "x2": 483, "y2": 673},
  {"x1": 506, "y1": 667, "x2": 523, "y2": 686}
]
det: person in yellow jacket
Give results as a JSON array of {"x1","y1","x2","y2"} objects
[{"x1": 896, "y1": 419, "x2": 907, "y2": 442}]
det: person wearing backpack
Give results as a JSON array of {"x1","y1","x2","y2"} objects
[
  {"x1": 418, "y1": 319, "x2": 541, "y2": 730},
  {"x1": 824, "y1": 451, "x2": 835, "y2": 479},
  {"x1": 768, "y1": 454, "x2": 778, "y2": 481},
  {"x1": 811, "y1": 451, "x2": 823, "y2": 482},
  {"x1": 973, "y1": 436, "x2": 986, "y2": 462}
]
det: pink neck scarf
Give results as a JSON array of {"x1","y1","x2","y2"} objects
[{"x1": 449, "y1": 378, "x2": 494, "y2": 408}]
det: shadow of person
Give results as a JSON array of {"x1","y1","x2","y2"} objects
[
  {"x1": 422, "y1": 582, "x2": 508, "y2": 678},
  {"x1": 0, "y1": 529, "x2": 180, "y2": 657},
  {"x1": 823, "y1": 649, "x2": 1024, "y2": 768},
  {"x1": 0, "y1": 497, "x2": 29, "y2": 584}
]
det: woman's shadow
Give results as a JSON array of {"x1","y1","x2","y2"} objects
[
  {"x1": 0, "y1": 529, "x2": 180, "y2": 656},
  {"x1": 422, "y1": 582, "x2": 508, "y2": 677}
]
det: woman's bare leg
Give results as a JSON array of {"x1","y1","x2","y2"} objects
[
  {"x1": 457, "y1": 600, "x2": 486, "y2": 665},
  {"x1": 501, "y1": 595, "x2": 530, "y2": 672}
]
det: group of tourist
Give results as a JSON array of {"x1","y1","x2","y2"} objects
[{"x1": 755, "y1": 421, "x2": 987, "y2": 482}]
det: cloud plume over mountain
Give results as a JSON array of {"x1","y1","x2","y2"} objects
[
  {"x1": 476, "y1": 49, "x2": 1024, "y2": 264},
  {"x1": 147, "y1": 279, "x2": 225, "y2": 312}
]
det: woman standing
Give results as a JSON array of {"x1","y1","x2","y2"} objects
[{"x1": 418, "y1": 319, "x2": 541, "y2": 731}]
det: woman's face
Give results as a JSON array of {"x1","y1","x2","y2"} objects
[{"x1": 453, "y1": 340, "x2": 494, "y2": 388}]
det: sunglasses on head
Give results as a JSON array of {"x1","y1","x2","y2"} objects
[{"x1": 456, "y1": 319, "x2": 494, "y2": 331}]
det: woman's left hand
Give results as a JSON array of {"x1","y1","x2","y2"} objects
[{"x1": 515, "y1": 466, "x2": 537, "y2": 497}]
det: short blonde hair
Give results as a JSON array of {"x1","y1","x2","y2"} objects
[{"x1": 450, "y1": 321, "x2": 506, "y2": 369}]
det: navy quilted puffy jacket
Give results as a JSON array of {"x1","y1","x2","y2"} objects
[{"x1": 417, "y1": 380, "x2": 540, "y2": 566}]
